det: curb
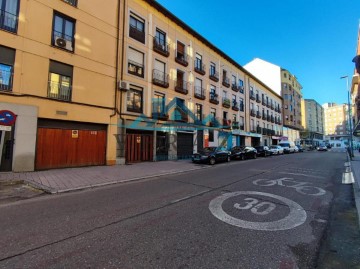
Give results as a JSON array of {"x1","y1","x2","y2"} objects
[{"x1": 23, "y1": 165, "x2": 210, "y2": 194}]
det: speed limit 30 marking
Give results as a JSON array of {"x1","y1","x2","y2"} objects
[{"x1": 209, "y1": 191, "x2": 307, "y2": 231}]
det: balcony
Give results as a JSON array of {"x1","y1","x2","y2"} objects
[
  {"x1": 267, "y1": 129, "x2": 272, "y2": 136},
  {"x1": 250, "y1": 92, "x2": 256, "y2": 101},
  {"x1": 250, "y1": 109, "x2": 256, "y2": 117},
  {"x1": 267, "y1": 115, "x2": 271, "y2": 122},
  {"x1": 262, "y1": 100, "x2": 266, "y2": 106},
  {"x1": 175, "y1": 50, "x2": 189, "y2": 67},
  {"x1": 262, "y1": 113, "x2": 266, "y2": 120},
  {"x1": 175, "y1": 79, "x2": 188, "y2": 95},
  {"x1": 194, "y1": 61, "x2": 206, "y2": 75},
  {"x1": 222, "y1": 77, "x2": 230, "y2": 88},
  {"x1": 48, "y1": 81, "x2": 72, "y2": 101},
  {"x1": 256, "y1": 94, "x2": 261, "y2": 103},
  {"x1": 231, "y1": 83, "x2": 239, "y2": 92},
  {"x1": 250, "y1": 128, "x2": 256, "y2": 133},
  {"x1": 232, "y1": 121, "x2": 240, "y2": 129},
  {"x1": 129, "y1": 25, "x2": 145, "y2": 43},
  {"x1": 194, "y1": 86, "x2": 206, "y2": 100},
  {"x1": 128, "y1": 60, "x2": 144, "y2": 78},
  {"x1": 256, "y1": 126, "x2": 262, "y2": 134},
  {"x1": 239, "y1": 86, "x2": 244, "y2": 94},
  {"x1": 239, "y1": 124, "x2": 245, "y2": 130},
  {"x1": 0, "y1": 69, "x2": 13, "y2": 91},
  {"x1": 239, "y1": 104, "x2": 244, "y2": 112},
  {"x1": 209, "y1": 93, "x2": 219, "y2": 104},
  {"x1": 256, "y1": 111, "x2": 261, "y2": 119},
  {"x1": 232, "y1": 102, "x2": 239, "y2": 111},
  {"x1": 222, "y1": 98, "x2": 231, "y2": 108},
  {"x1": 0, "y1": 9, "x2": 19, "y2": 33},
  {"x1": 262, "y1": 128, "x2": 267, "y2": 135},
  {"x1": 271, "y1": 116, "x2": 275, "y2": 123},
  {"x1": 153, "y1": 37, "x2": 170, "y2": 57},
  {"x1": 222, "y1": 118, "x2": 231, "y2": 128},
  {"x1": 270, "y1": 104, "x2": 274, "y2": 110},
  {"x1": 153, "y1": 69, "x2": 169, "y2": 88},
  {"x1": 209, "y1": 70, "x2": 219, "y2": 82},
  {"x1": 266, "y1": 102, "x2": 271, "y2": 108},
  {"x1": 152, "y1": 112, "x2": 168, "y2": 121}
]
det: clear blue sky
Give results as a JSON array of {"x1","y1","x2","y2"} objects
[{"x1": 157, "y1": 0, "x2": 359, "y2": 105}]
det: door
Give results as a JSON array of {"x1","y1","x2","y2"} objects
[
  {"x1": 177, "y1": 132, "x2": 193, "y2": 159},
  {"x1": 126, "y1": 133, "x2": 153, "y2": 163},
  {"x1": 36, "y1": 128, "x2": 106, "y2": 170},
  {"x1": 197, "y1": 130, "x2": 204, "y2": 152},
  {"x1": 0, "y1": 129, "x2": 14, "y2": 172},
  {"x1": 156, "y1": 132, "x2": 168, "y2": 161}
]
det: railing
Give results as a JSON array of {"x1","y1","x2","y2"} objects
[
  {"x1": 256, "y1": 111, "x2": 261, "y2": 118},
  {"x1": 262, "y1": 128, "x2": 267, "y2": 135},
  {"x1": 209, "y1": 93, "x2": 219, "y2": 104},
  {"x1": 153, "y1": 37, "x2": 170, "y2": 57},
  {"x1": 256, "y1": 126, "x2": 262, "y2": 134},
  {"x1": 0, "y1": 69, "x2": 13, "y2": 91},
  {"x1": 175, "y1": 79, "x2": 188, "y2": 94},
  {"x1": 250, "y1": 92, "x2": 256, "y2": 100},
  {"x1": 267, "y1": 115, "x2": 271, "y2": 122},
  {"x1": 232, "y1": 83, "x2": 239, "y2": 92},
  {"x1": 239, "y1": 103, "x2": 244, "y2": 112},
  {"x1": 152, "y1": 69, "x2": 169, "y2": 88},
  {"x1": 271, "y1": 116, "x2": 275, "y2": 123},
  {"x1": 129, "y1": 25, "x2": 145, "y2": 43},
  {"x1": 222, "y1": 118, "x2": 231, "y2": 128},
  {"x1": 262, "y1": 100, "x2": 266, "y2": 106},
  {"x1": 239, "y1": 86, "x2": 244, "y2": 94},
  {"x1": 256, "y1": 94, "x2": 261, "y2": 103},
  {"x1": 175, "y1": 50, "x2": 189, "y2": 66},
  {"x1": 194, "y1": 60, "x2": 206, "y2": 75},
  {"x1": 262, "y1": 113, "x2": 266, "y2": 120},
  {"x1": 239, "y1": 124, "x2": 245, "y2": 130},
  {"x1": 222, "y1": 98, "x2": 231, "y2": 108},
  {"x1": 63, "y1": 0, "x2": 78, "y2": 6},
  {"x1": 232, "y1": 121, "x2": 240, "y2": 129},
  {"x1": 194, "y1": 86, "x2": 206, "y2": 100},
  {"x1": 222, "y1": 76, "x2": 230, "y2": 88},
  {"x1": 0, "y1": 9, "x2": 19, "y2": 33},
  {"x1": 250, "y1": 109, "x2": 256, "y2": 117},
  {"x1": 232, "y1": 102, "x2": 239, "y2": 111},
  {"x1": 48, "y1": 81, "x2": 72, "y2": 101},
  {"x1": 209, "y1": 70, "x2": 219, "y2": 82},
  {"x1": 128, "y1": 60, "x2": 144, "y2": 77}
]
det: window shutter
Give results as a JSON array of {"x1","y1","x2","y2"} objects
[{"x1": 128, "y1": 48, "x2": 143, "y2": 65}]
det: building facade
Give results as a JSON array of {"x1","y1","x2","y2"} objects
[
  {"x1": 0, "y1": 0, "x2": 283, "y2": 171},
  {"x1": 351, "y1": 26, "x2": 360, "y2": 137},
  {"x1": 301, "y1": 99, "x2": 324, "y2": 146},
  {"x1": 115, "y1": 0, "x2": 283, "y2": 164},
  {"x1": 322, "y1": 103, "x2": 348, "y2": 139},
  {"x1": 0, "y1": 0, "x2": 119, "y2": 171},
  {"x1": 244, "y1": 58, "x2": 303, "y2": 143}
]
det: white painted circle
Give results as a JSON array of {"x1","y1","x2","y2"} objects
[{"x1": 209, "y1": 191, "x2": 307, "y2": 231}]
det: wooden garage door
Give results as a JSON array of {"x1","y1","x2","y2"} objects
[
  {"x1": 36, "y1": 128, "x2": 106, "y2": 170},
  {"x1": 126, "y1": 134, "x2": 153, "y2": 163}
]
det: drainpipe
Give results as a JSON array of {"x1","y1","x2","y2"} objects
[{"x1": 111, "y1": 0, "x2": 121, "y2": 117}]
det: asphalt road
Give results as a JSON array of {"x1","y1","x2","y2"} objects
[{"x1": 0, "y1": 151, "x2": 346, "y2": 269}]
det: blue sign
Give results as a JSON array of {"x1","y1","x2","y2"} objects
[{"x1": 0, "y1": 110, "x2": 17, "y2": 126}]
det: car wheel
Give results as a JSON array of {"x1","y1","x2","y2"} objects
[
  {"x1": 240, "y1": 154, "x2": 245, "y2": 161},
  {"x1": 209, "y1": 157, "x2": 216, "y2": 165},
  {"x1": 227, "y1": 156, "x2": 231, "y2": 162}
]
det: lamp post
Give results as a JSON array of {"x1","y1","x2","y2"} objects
[{"x1": 340, "y1": 75, "x2": 354, "y2": 158}]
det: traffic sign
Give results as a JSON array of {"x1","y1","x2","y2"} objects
[{"x1": 0, "y1": 110, "x2": 17, "y2": 126}]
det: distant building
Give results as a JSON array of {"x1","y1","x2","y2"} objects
[
  {"x1": 244, "y1": 58, "x2": 303, "y2": 143},
  {"x1": 351, "y1": 25, "x2": 360, "y2": 137},
  {"x1": 301, "y1": 99, "x2": 324, "y2": 146},
  {"x1": 322, "y1": 103, "x2": 348, "y2": 139}
]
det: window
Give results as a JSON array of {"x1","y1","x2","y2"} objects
[
  {"x1": 128, "y1": 47, "x2": 144, "y2": 78},
  {"x1": 129, "y1": 13, "x2": 145, "y2": 43},
  {"x1": 48, "y1": 60, "x2": 73, "y2": 101},
  {"x1": 232, "y1": 75, "x2": 236, "y2": 86},
  {"x1": 0, "y1": 0, "x2": 19, "y2": 33},
  {"x1": 196, "y1": 104, "x2": 202, "y2": 121},
  {"x1": 153, "y1": 92, "x2": 165, "y2": 115},
  {"x1": 210, "y1": 108, "x2": 216, "y2": 119},
  {"x1": 155, "y1": 28, "x2": 166, "y2": 47},
  {"x1": 176, "y1": 41, "x2": 187, "y2": 64},
  {"x1": 239, "y1": 79, "x2": 244, "y2": 87},
  {"x1": 0, "y1": 46, "x2": 15, "y2": 91},
  {"x1": 195, "y1": 53, "x2": 203, "y2": 70},
  {"x1": 63, "y1": 0, "x2": 77, "y2": 7},
  {"x1": 154, "y1": 28, "x2": 169, "y2": 56},
  {"x1": 127, "y1": 86, "x2": 143, "y2": 113},
  {"x1": 53, "y1": 12, "x2": 75, "y2": 52},
  {"x1": 210, "y1": 62, "x2": 216, "y2": 76}
]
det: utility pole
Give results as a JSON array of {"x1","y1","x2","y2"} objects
[{"x1": 340, "y1": 75, "x2": 354, "y2": 158}]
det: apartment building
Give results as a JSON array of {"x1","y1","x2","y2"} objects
[
  {"x1": 116, "y1": 0, "x2": 283, "y2": 163},
  {"x1": 244, "y1": 58, "x2": 303, "y2": 143},
  {"x1": 322, "y1": 103, "x2": 348, "y2": 139},
  {"x1": 0, "y1": 0, "x2": 118, "y2": 171},
  {"x1": 301, "y1": 99, "x2": 324, "y2": 146},
  {"x1": 351, "y1": 26, "x2": 360, "y2": 137}
]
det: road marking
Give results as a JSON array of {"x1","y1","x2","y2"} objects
[
  {"x1": 209, "y1": 191, "x2": 307, "y2": 231},
  {"x1": 278, "y1": 172, "x2": 326, "y2": 179}
]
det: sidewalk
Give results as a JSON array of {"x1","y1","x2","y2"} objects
[
  {"x1": 0, "y1": 161, "x2": 208, "y2": 194},
  {"x1": 350, "y1": 151, "x2": 360, "y2": 230}
]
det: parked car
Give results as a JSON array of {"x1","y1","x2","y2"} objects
[
  {"x1": 295, "y1": 145, "x2": 304, "y2": 152},
  {"x1": 294, "y1": 146, "x2": 299, "y2": 153},
  {"x1": 230, "y1": 146, "x2": 257, "y2": 160},
  {"x1": 269, "y1": 145, "x2": 284, "y2": 155},
  {"x1": 317, "y1": 145, "x2": 328, "y2": 151},
  {"x1": 192, "y1": 147, "x2": 231, "y2": 165},
  {"x1": 278, "y1": 141, "x2": 296, "y2": 154},
  {"x1": 255, "y1": 146, "x2": 271, "y2": 157}
]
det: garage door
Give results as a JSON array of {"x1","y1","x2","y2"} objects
[
  {"x1": 177, "y1": 132, "x2": 193, "y2": 159},
  {"x1": 36, "y1": 128, "x2": 106, "y2": 170}
]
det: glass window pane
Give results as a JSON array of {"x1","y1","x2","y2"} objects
[{"x1": 0, "y1": 63, "x2": 12, "y2": 87}]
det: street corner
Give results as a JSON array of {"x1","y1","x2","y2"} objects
[{"x1": 0, "y1": 180, "x2": 45, "y2": 205}]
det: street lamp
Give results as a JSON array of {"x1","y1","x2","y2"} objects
[{"x1": 340, "y1": 75, "x2": 354, "y2": 158}]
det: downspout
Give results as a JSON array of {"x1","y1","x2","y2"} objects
[{"x1": 111, "y1": 0, "x2": 121, "y2": 117}]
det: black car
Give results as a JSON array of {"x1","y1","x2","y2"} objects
[
  {"x1": 230, "y1": 146, "x2": 257, "y2": 160},
  {"x1": 192, "y1": 147, "x2": 231, "y2": 165},
  {"x1": 254, "y1": 146, "x2": 271, "y2": 157}
]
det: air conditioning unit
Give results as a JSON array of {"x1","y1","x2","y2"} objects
[
  {"x1": 118, "y1": 80, "x2": 128, "y2": 91},
  {"x1": 55, "y1": 36, "x2": 73, "y2": 51}
]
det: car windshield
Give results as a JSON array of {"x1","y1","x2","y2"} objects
[{"x1": 279, "y1": 143, "x2": 289, "y2": 147}]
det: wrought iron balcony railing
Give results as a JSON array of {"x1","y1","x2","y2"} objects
[
  {"x1": 48, "y1": 81, "x2": 72, "y2": 101},
  {"x1": 152, "y1": 69, "x2": 169, "y2": 88}
]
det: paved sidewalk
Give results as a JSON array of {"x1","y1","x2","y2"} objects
[
  {"x1": 0, "y1": 161, "x2": 208, "y2": 194},
  {"x1": 350, "y1": 151, "x2": 360, "y2": 230}
]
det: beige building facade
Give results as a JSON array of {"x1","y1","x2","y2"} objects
[
  {"x1": 323, "y1": 103, "x2": 347, "y2": 137},
  {"x1": 301, "y1": 99, "x2": 324, "y2": 145}
]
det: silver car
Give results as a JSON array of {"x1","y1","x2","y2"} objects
[{"x1": 269, "y1": 145, "x2": 284, "y2": 155}]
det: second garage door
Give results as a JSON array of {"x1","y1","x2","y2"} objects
[{"x1": 177, "y1": 132, "x2": 193, "y2": 159}]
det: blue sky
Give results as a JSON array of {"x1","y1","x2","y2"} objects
[{"x1": 157, "y1": 0, "x2": 359, "y2": 105}]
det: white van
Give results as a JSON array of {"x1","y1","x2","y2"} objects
[{"x1": 278, "y1": 141, "x2": 296, "y2": 154}]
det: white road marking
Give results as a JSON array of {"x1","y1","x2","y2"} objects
[
  {"x1": 278, "y1": 172, "x2": 326, "y2": 179},
  {"x1": 209, "y1": 191, "x2": 307, "y2": 231}
]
